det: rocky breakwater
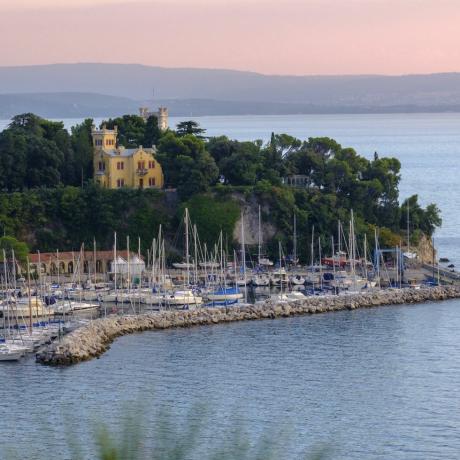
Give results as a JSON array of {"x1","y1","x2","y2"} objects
[{"x1": 37, "y1": 286, "x2": 460, "y2": 366}]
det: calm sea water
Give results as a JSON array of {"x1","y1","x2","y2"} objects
[
  {"x1": 2, "y1": 300, "x2": 460, "y2": 459},
  {"x1": 1, "y1": 113, "x2": 458, "y2": 264},
  {"x1": 1, "y1": 114, "x2": 459, "y2": 459}
]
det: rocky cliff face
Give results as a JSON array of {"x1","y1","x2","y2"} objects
[
  {"x1": 411, "y1": 234, "x2": 436, "y2": 264},
  {"x1": 232, "y1": 195, "x2": 277, "y2": 246}
]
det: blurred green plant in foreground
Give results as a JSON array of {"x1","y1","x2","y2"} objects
[
  {"x1": 2, "y1": 401, "x2": 332, "y2": 459},
  {"x1": 79, "y1": 404, "x2": 330, "y2": 460}
]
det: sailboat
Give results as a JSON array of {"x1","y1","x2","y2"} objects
[
  {"x1": 256, "y1": 205, "x2": 273, "y2": 267},
  {"x1": 251, "y1": 205, "x2": 273, "y2": 286},
  {"x1": 0, "y1": 342, "x2": 25, "y2": 361},
  {"x1": 169, "y1": 209, "x2": 203, "y2": 307},
  {"x1": 172, "y1": 209, "x2": 195, "y2": 271},
  {"x1": 270, "y1": 242, "x2": 288, "y2": 286},
  {"x1": 206, "y1": 228, "x2": 243, "y2": 304}
]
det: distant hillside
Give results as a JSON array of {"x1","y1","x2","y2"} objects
[
  {"x1": 0, "y1": 92, "x2": 139, "y2": 119},
  {"x1": 1, "y1": 63, "x2": 460, "y2": 117}
]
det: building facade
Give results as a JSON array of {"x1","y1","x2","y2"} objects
[
  {"x1": 139, "y1": 106, "x2": 168, "y2": 131},
  {"x1": 92, "y1": 125, "x2": 164, "y2": 189},
  {"x1": 28, "y1": 250, "x2": 142, "y2": 277}
]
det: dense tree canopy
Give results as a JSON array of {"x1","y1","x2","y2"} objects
[
  {"x1": 157, "y1": 132, "x2": 219, "y2": 198},
  {"x1": 103, "y1": 114, "x2": 161, "y2": 148},
  {"x1": 0, "y1": 113, "x2": 442, "y2": 256}
]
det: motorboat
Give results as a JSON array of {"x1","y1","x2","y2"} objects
[
  {"x1": 172, "y1": 262, "x2": 194, "y2": 270},
  {"x1": 270, "y1": 268, "x2": 288, "y2": 286},
  {"x1": 0, "y1": 343, "x2": 24, "y2": 361},
  {"x1": 289, "y1": 274, "x2": 306, "y2": 285},
  {"x1": 162, "y1": 289, "x2": 203, "y2": 307},
  {"x1": 52, "y1": 300, "x2": 100, "y2": 315},
  {"x1": 251, "y1": 274, "x2": 270, "y2": 287}
]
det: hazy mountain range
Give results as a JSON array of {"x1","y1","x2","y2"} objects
[{"x1": 1, "y1": 63, "x2": 460, "y2": 118}]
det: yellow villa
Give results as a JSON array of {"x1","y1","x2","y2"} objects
[{"x1": 92, "y1": 124, "x2": 164, "y2": 189}]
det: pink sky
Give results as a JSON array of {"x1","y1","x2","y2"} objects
[{"x1": 1, "y1": 0, "x2": 459, "y2": 75}]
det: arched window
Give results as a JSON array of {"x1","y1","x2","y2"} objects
[
  {"x1": 96, "y1": 260, "x2": 103, "y2": 273},
  {"x1": 68, "y1": 262, "x2": 74, "y2": 274}
]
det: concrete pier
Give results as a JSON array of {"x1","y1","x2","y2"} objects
[{"x1": 36, "y1": 286, "x2": 460, "y2": 366}]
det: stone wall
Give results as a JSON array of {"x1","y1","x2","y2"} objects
[{"x1": 37, "y1": 286, "x2": 460, "y2": 366}]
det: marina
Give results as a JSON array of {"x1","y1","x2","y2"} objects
[{"x1": 0, "y1": 201, "x2": 455, "y2": 364}]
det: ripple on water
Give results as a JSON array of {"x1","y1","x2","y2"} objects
[{"x1": 1, "y1": 300, "x2": 460, "y2": 458}]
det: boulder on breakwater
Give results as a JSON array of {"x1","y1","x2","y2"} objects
[{"x1": 36, "y1": 286, "x2": 460, "y2": 366}]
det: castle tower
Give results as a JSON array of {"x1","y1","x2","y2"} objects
[
  {"x1": 91, "y1": 124, "x2": 118, "y2": 150},
  {"x1": 157, "y1": 107, "x2": 168, "y2": 131},
  {"x1": 139, "y1": 107, "x2": 149, "y2": 120},
  {"x1": 138, "y1": 107, "x2": 168, "y2": 131}
]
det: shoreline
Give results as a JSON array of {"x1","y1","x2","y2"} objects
[{"x1": 36, "y1": 286, "x2": 460, "y2": 366}]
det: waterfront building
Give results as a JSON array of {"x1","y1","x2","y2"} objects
[
  {"x1": 139, "y1": 106, "x2": 168, "y2": 131},
  {"x1": 92, "y1": 125, "x2": 164, "y2": 189},
  {"x1": 28, "y1": 250, "x2": 143, "y2": 277},
  {"x1": 283, "y1": 174, "x2": 310, "y2": 188}
]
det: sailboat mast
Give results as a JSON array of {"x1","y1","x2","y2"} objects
[
  {"x1": 310, "y1": 226, "x2": 315, "y2": 269},
  {"x1": 407, "y1": 201, "x2": 410, "y2": 255},
  {"x1": 193, "y1": 224, "x2": 198, "y2": 285},
  {"x1": 279, "y1": 240, "x2": 283, "y2": 295},
  {"x1": 3, "y1": 250, "x2": 8, "y2": 312},
  {"x1": 137, "y1": 237, "x2": 141, "y2": 287},
  {"x1": 38, "y1": 250, "x2": 42, "y2": 301},
  {"x1": 203, "y1": 242, "x2": 208, "y2": 287},
  {"x1": 364, "y1": 233, "x2": 368, "y2": 281},
  {"x1": 27, "y1": 257, "x2": 32, "y2": 333},
  {"x1": 318, "y1": 237, "x2": 323, "y2": 290},
  {"x1": 338, "y1": 220, "x2": 342, "y2": 255},
  {"x1": 12, "y1": 249, "x2": 17, "y2": 292},
  {"x1": 185, "y1": 208, "x2": 190, "y2": 286},
  {"x1": 331, "y1": 236, "x2": 337, "y2": 294},
  {"x1": 78, "y1": 245, "x2": 83, "y2": 289},
  {"x1": 293, "y1": 213, "x2": 297, "y2": 266},
  {"x1": 220, "y1": 231, "x2": 224, "y2": 287},
  {"x1": 127, "y1": 236, "x2": 131, "y2": 294},
  {"x1": 93, "y1": 238, "x2": 97, "y2": 286},
  {"x1": 350, "y1": 210, "x2": 357, "y2": 292},
  {"x1": 57, "y1": 249, "x2": 60, "y2": 287},
  {"x1": 241, "y1": 211, "x2": 247, "y2": 302},
  {"x1": 114, "y1": 232, "x2": 117, "y2": 294},
  {"x1": 258, "y1": 205, "x2": 261, "y2": 265},
  {"x1": 374, "y1": 227, "x2": 381, "y2": 289}
]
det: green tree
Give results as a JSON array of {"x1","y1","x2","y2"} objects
[
  {"x1": 71, "y1": 118, "x2": 94, "y2": 184},
  {"x1": 25, "y1": 137, "x2": 64, "y2": 188},
  {"x1": 220, "y1": 141, "x2": 263, "y2": 185},
  {"x1": 157, "y1": 132, "x2": 218, "y2": 198},
  {"x1": 103, "y1": 115, "x2": 146, "y2": 148},
  {"x1": 401, "y1": 195, "x2": 442, "y2": 238},
  {"x1": 176, "y1": 121, "x2": 206, "y2": 138},
  {"x1": 0, "y1": 236, "x2": 29, "y2": 264},
  {"x1": 143, "y1": 115, "x2": 161, "y2": 147}
]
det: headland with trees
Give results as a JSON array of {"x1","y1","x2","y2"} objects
[{"x1": 0, "y1": 113, "x2": 441, "y2": 263}]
